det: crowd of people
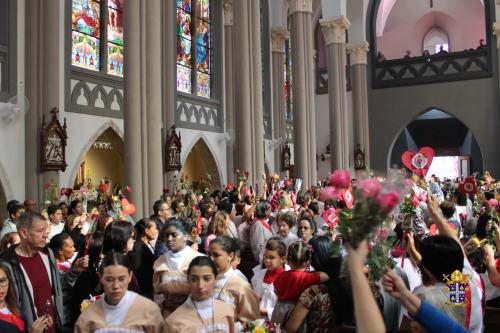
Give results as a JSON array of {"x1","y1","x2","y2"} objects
[{"x1": 0, "y1": 171, "x2": 499, "y2": 332}]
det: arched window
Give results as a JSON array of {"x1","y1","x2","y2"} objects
[
  {"x1": 71, "y1": 0, "x2": 124, "y2": 77},
  {"x1": 423, "y1": 27, "x2": 449, "y2": 55},
  {"x1": 176, "y1": 0, "x2": 213, "y2": 98}
]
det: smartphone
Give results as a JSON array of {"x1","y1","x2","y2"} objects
[{"x1": 44, "y1": 299, "x2": 51, "y2": 317}]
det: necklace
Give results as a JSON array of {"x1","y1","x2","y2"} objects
[{"x1": 191, "y1": 297, "x2": 215, "y2": 332}]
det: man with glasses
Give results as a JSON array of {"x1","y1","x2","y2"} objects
[{"x1": 171, "y1": 199, "x2": 186, "y2": 218}]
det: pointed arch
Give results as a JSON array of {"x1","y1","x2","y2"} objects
[
  {"x1": 387, "y1": 107, "x2": 484, "y2": 173},
  {"x1": 67, "y1": 121, "x2": 124, "y2": 188},
  {"x1": 181, "y1": 133, "x2": 224, "y2": 186}
]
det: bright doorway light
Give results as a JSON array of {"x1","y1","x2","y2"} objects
[{"x1": 427, "y1": 156, "x2": 468, "y2": 180}]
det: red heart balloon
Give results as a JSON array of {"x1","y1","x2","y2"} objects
[
  {"x1": 121, "y1": 198, "x2": 136, "y2": 216},
  {"x1": 401, "y1": 147, "x2": 435, "y2": 177}
]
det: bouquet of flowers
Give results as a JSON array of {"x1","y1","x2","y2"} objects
[
  {"x1": 80, "y1": 294, "x2": 102, "y2": 312},
  {"x1": 242, "y1": 319, "x2": 281, "y2": 333},
  {"x1": 324, "y1": 169, "x2": 406, "y2": 248}
]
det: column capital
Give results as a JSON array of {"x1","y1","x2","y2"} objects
[
  {"x1": 347, "y1": 41, "x2": 370, "y2": 65},
  {"x1": 271, "y1": 28, "x2": 290, "y2": 53},
  {"x1": 223, "y1": 0, "x2": 233, "y2": 26},
  {"x1": 320, "y1": 16, "x2": 351, "y2": 45},
  {"x1": 287, "y1": 0, "x2": 313, "y2": 14}
]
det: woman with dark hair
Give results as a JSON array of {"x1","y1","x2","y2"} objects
[
  {"x1": 0, "y1": 262, "x2": 54, "y2": 333},
  {"x1": 476, "y1": 213, "x2": 495, "y2": 240},
  {"x1": 153, "y1": 218, "x2": 204, "y2": 317},
  {"x1": 208, "y1": 235, "x2": 260, "y2": 326},
  {"x1": 102, "y1": 220, "x2": 135, "y2": 254},
  {"x1": 70, "y1": 231, "x2": 105, "y2": 324},
  {"x1": 130, "y1": 218, "x2": 158, "y2": 298},
  {"x1": 95, "y1": 213, "x2": 113, "y2": 233},
  {"x1": 250, "y1": 200, "x2": 273, "y2": 261},
  {"x1": 74, "y1": 252, "x2": 164, "y2": 332},
  {"x1": 49, "y1": 233, "x2": 77, "y2": 272},
  {"x1": 285, "y1": 236, "x2": 349, "y2": 333},
  {"x1": 297, "y1": 216, "x2": 316, "y2": 242},
  {"x1": 164, "y1": 256, "x2": 236, "y2": 332}
]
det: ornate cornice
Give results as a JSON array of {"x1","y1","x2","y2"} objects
[
  {"x1": 347, "y1": 41, "x2": 370, "y2": 65},
  {"x1": 287, "y1": 0, "x2": 313, "y2": 14},
  {"x1": 319, "y1": 16, "x2": 351, "y2": 45},
  {"x1": 271, "y1": 28, "x2": 290, "y2": 53},
  {"x1": 223, "y1": 0, "x2": 233, "y2": 26}
]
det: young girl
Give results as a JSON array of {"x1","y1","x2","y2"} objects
[
  {"x1": 271, "y1": 241, "x2": 329, "y2": 329},
  {"x1": 277, "y1": 212, "x2": 298, "y2": 247},
  {"x1": 251, "y1": 240, "x2": 287, "y2": 319},
  {"x1": 0, "y1": 262, "x2": 53, "y2": 333},
  {"x1": 74, "y1": 252, "x2": 164, "y2": 332},
  {"x1": 208, "y1": 236, "x2": 260, "y2": 327},
  {"x1": 164, "y1": 256, "x2": 236, "y2": 332}
]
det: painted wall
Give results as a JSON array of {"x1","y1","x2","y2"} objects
[
  {"x1": 80, "y1": 139, "x2": 125, "y2": 189},
  {"x1": 376, "y1": 0, "x2": 486, "y2": 59}
]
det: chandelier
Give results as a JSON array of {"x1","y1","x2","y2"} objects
[{"x1": 93, "y1": 134, "x2": 113, "y2": 150}]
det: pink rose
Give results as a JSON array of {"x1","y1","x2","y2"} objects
[
  {"x1": 378, "y1": 192, "x2": 400, "y2": 213},
  {"x1": 321, "y1": 186, "x2": 342, "y2": 200},
  {"x1": 412, "y1": 198, "x2": 420, "y2": 207},
  {"x1": 377, "y1": 228, "x2": 389, "y2": 240},
  {"x1": 358, "y1": 179, "x2": 382, "y2": 199},
  {"x1": 329, "y1": 170, "x2": 351, "y2": 189}
]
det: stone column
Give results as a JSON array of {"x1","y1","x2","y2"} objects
[
  {"x1": 233, "y1": 0, "x2": 265, "y2": 185},
  {"x1": 25, "y1": 0, "x2": 61, "y2": 205},
  {"x1": 288, "y1": 0, "x2": 317, "y2": 188},
  {"x1": 320, "y1": 16, "x2": 351, "y2": 171},
  {"x1": 348, "y1": 41, "x2": 370, "y2": 170},
  {"x1": 224, "y1": 0, "x2": 235, "y2": 182},
  {"x1": 145, "y1": 0, "x2": 163, "y2": 205},
  {"x1": 271, "y1": 28, "x2": 289, "y2": 176},
  {"x1": 250, "y1": 0, "x2": 265, "y2": 186},
  {"x1": 163, "y1": 0, "x2": 176, "y2": 192}
]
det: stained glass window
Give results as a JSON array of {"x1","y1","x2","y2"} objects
[
  {"x1": 71, "y1": 0, "x2": 124, "y2": 77},
  {"x1": 107, "y1": 0, "x2": 124, "y2": 76},
  {"x1": 176, "y1": 0, "x2": 213, "y2": 98}
]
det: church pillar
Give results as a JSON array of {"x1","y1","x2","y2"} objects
[
  {"x1": 124, "y1": 0, "x2": 164, "y2": 217},
  {"x1": 162, "y1": 0, "x2": 176, "y2": 192},
  {"x1": 288, "y1": 0, "x2": 317, "y2": 188},
  {"x1": 224, "y1": 0, "x2": 235, "y2": 182},
  {"x1": 233, "y1": 0, "x2": 265, "y2": 185},
  {"x1": 347, "y1": 41, "x2": 370, "y2": 170},
  {"x1": 271, "y1": 28, "x2": 289, "y2": 176},
  {"x1": 144, "y1": 0, "x2": 163, "y2": 206},
  {"x1": 25, "y1": 0, "x2": 61, "y2": 204},
  {"x1": 250, "y1": 0, "x2": 265, "y2": 186},
  {"x1": 320, "y1": 16, "x2": 351, "y2": 171}
]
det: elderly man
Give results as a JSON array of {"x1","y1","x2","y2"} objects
[
  {"x1": 0, "y1": 212, "x2": 87, "y2": 332},
  {"x1": 23, "y1": 198, "x2": 37, "y2": 213}
]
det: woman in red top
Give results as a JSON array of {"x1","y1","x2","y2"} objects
[{"x1": 0, "y1": 262, "x2": 53, "y2": 333}]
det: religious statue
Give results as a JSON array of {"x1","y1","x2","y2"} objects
[{"x1": 41, "y1": 108, "x2": 68, "y2": 171}]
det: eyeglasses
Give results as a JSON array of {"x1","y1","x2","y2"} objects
[{"x1": 0, "y1": 277, "x2": 9, "y2": 287}]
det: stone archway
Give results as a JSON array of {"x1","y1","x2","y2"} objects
[
  {"x1": 0, "y1": 180, "x2": 6, "y2": 223},
  {"x1": 388, "y1": 108, "x2": 484, "y2": 177},
  {"x1": 73, "y1": 127, "x2": 125, "y2": 190},
  {"x1": 181, "y1": 138, "x2": 222, "y2": 191}
]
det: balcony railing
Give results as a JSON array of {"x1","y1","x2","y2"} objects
[{"x1": 372, "y1": 48, "x2": 492, "y2": 88}]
